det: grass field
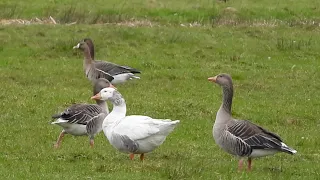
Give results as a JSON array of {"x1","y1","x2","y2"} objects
[{"x1": 1, "y1": 0, "x2": 320, "y2": 179}]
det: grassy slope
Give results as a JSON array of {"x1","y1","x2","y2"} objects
[{"x1": 1, "y1": 0, "x2": 320, "y2": 179}]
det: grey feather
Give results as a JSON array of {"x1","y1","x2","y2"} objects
[
  {"x1": 86, "y1": 113, "x2": 107, "y2": 138},
  {"x1": 86, "y1": 66, "x2": 114, "y2": 83},
  {"x1": 228, "y1": 120, "x2": 283, "y2": 151},
  {"x1": 77, "y1": 38, "x2": 140, "y2": 84},
  {"x1": 82, "y1": 38, "x2": 140, "y2": 75},
  {"x1": 95, "y1": 61, "x2": 140, "y2": 76},
  {"x1": 117, "y1": 134, "x2": 139, "y2": 153},
  {"x1": 212, "y1": 73, "x2": 297, "y2": 158},
  {"x1": 52, "y1": 104, "x2": 103, "y2": 125},
  {"x1": 93, "y1": 78, "x2": 112, "y2": 95}
]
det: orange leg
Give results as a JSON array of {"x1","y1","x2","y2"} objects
[
  {"x1": 238, "y1": 159, "x2": 244, "y2": 172},
  {"x1": 247, "y1": 158, "x2": 252, "y2": 171},
  {"x1": 54, "y1": 131, "x2": 65, "y2": 148},
  {"x1": 90, "y1": 139, "x2": 94, "y2": 148},
  {"x1": 140, "y1": 153, "x2": 144, "y2": 161},
  {"x1": 129, "y1": 153, "x2": 134, "y2": 160}
]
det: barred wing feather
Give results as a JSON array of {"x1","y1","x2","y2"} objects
[{"x1": 227, "y1": 120, "x2": 283, "y2": 150}]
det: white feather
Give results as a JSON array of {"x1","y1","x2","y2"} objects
[
  {"x1": 111, "y1": 73, "x2": 140, "y2": 84},
  {"x1": 51, "y1": 118, "x2": 68, "y2": 124},
  {"x1": 249, "y1": 149, "x2": 278, "y2": 158},
  {"x1": 108, "y1": 116, "x2": 179, "y2": 153},
  {"x1": 100, "y1": 88, "x2": 179, "y2": 155},
  {"x1": 281, "y1": 142, "x2": 297, "y2": 154},
  {"x1": 52, "y1": 118, "x2": 87, "y2": 136}
]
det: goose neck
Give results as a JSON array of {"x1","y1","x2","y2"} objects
[
  {"x1": 102, "y1": 98, "x2": 126, "y2": 129},
  {"x1": 96, "y1": 100, "x2": 109, "y2": 114},
  {"x1": 222, "y1": 85, "x2": 233, "y2": 114},
  {"x1": 110, "y1": 102, "x2": 126, "y2": 116},
  {"x1": 87, "y1": 43, "x2": 95, "y2": 60},
  {"x1": 214, "y1": 84, "x2": 233, "y2": 127},
  {"x1": 83, "y1": 47, "x2": 94, "y2": 65}
]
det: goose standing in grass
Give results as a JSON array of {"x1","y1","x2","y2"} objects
[
  {"x1": 51, "y1": 78, "x2": 115, "y2": 148},
  {"x1": 91, "y1": 87, "x2": 180, "y2": 161},
  {"x1": 73, "y1": 38, "x2": 141, "y2": 84},
  {"x1": 208, "y1": 74, "x2": 297, "y2": 171}
]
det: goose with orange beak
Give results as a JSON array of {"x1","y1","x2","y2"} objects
[
  {"x1": 91, "y1": 87, "x2": 180, "y2": 161},
  {"x1": 208, "y1": 73, "x2": 296, "y2": 171}
]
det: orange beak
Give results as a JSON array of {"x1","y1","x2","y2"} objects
[
  {"x1": 208, "y1": 76, "x2": 217, "y2": 82},
  {"x1": 91, "y1": 93, "x2": 101, "y2": 100},
  {"x1": 109, "y1": 84, "x2": 116, "y2": 89}
]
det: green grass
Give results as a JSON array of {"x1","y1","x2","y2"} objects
[
  {"x1": 1, "y1": 0, "x2": 320, "y2": 179},
  {"x1": 1, "y1": 0, "x2": 320, "y2": 25}
]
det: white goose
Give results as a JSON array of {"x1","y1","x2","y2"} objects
[
  {"x1": 51, "y1": 78, "x2": 115, "y2": 148},
  {"x1": 91, "y1": 87, "x2": 180, "y2": 161},
  {"x1": 73, "y1": 38, "x2": 141, "y2": 85},
  {"x1": 208, "y1": 73, "x2": 297, "y2": 171}
]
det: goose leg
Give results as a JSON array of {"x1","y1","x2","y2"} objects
[
  {"x1": 129, "y1": 153, "x2": 134, "y2": 160},
  {"x1": 54, "y1": 131, "x2": 65, "y2": 148},
  {"x1": 140, "y1": 153, "x2": 144, "y2": 161},
  {"x1": 247, "y1": 158, "x2": 252, "y2": 171},
  {"x1": 89, "y1": 139, "x2": 94, "y2": 148},
  {"x1": 238, "y1": 159, "x2": 244, "y2": 171}
]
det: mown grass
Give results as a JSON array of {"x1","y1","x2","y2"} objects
[
  {"x1": 0, "y1": 24, "x2": 319, "y2": 179},
  {"x1": 1, "y1": 0, "x2": 320, "y2": 179}
]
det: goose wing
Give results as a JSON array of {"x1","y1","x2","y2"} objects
[
  {"x1": 111, "y1": 115, "x2": 179, "y2": 153},
  {"x1": 95, "y1": 60, "x2": 140, "y2": 76},
  {"x1": 112, "y1": 116, "x2": 161, "y2": 141},
  {"x1": 90, "y1": 65, "x2": 114, "y2": 82},
  {"x1": 86, "y1": 113, "x2": 107, "y2": 137},
  {"x1": 227, "y1": 120, "x2": 283, "y2": 150},
  {"x1": 52, "y1": 104, "x2": 103, "y2": 125}
]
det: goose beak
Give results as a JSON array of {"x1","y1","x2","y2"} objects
[
  {"x1": 91, "y1": 93, "x2": 101, "y2": 100},
  {"x1": 73, "y1": 43, "x2": 80, "y2": 49},
  {"x1": 208, "y1": 76, "x2": 217, "y2": 83},
  {"x1": 109, "y1": 84, "x2": 117, "y2": 89}
]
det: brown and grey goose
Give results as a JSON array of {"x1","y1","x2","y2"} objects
[
  {"x1": 208, "y1": 73, "x2": 297, "y2": 171},
  {"x1": 73, "y1": 38, "x2": 141, "y2": 84},
  {"x1": 51, "y1": 78, "x2": 114, "y2": 148}
]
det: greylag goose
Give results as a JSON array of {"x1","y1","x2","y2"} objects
[
  {"x1": 51, "y1": 78, "x2": 114, "y2": 148},
  {"x1": 73, "y1": 38, "x2": 141, "y2": 84},
  {"x1": 208, "y1": 74, "x2": 297, "y2": 171},
  {"x1": 91, "y1": 87, "x2": 180, "y2": 161}
]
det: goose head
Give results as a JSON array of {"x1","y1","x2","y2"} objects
[
  {"x1": 208, "y1": 73, "x2": 234, "y2": 113},
  {"x1": 83, "y1": 38, "x2": 95, "y2": 59},
  {"x1": 73, "y1": 41, "x2": 89, "y2": 50},
  {"x1": 91, "y1": 87, "x2": 118, "y2": 101},
  {"x1": 83, "y1": 38, "x2": 94, "y2": 47},
  {"x1": 93, "y1": 78, "x2": 115, "y2": 95},
  {"x1": 208, "y1": 73, "x2": 233, "y2": 87}
]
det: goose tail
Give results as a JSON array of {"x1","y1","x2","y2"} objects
[
  {"x1": 51, "y1": 118, "x2": 69, "y2": 124},
  {"x1": 130, "y1": 69, "x2": 141, "y2": 74},
  {"x1": 130, "y1": 75, "x2": 140, "y2": 79},
  {"x1": 171, "y1": 120, "x2": 180, "y2": 124},
  {"x1": 280, "y1": 142, "x2": 297, "y2": 155}
]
